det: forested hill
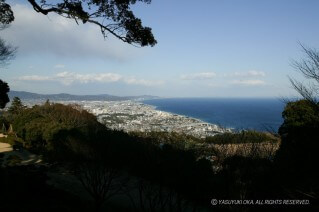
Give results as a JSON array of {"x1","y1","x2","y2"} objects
[{"x1": 9, "y1": 91, "x2": 158, "y2": 101}]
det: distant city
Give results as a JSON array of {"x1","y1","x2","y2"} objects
[
  {"x1": 25, "y1": 100, "x2": 228, "y2": 138},
  {"x1": 83, "y1": 101, "x2": 228, "y2": 138},
  {"x1": 9, "y1": 91, "x2": 229, "y2": 138}
]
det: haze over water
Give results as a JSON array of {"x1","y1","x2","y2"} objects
[{"x1": 143, "y1": 98, "x2": 285, "y2": 132}]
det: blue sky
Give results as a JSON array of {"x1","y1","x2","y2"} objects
[{"x1": 1, "y1": 0, "x2": 319, "y2": 97}]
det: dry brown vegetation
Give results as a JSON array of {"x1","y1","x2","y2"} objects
[{"x1": 211, "y1": 141, "x2": 280, "y2": 163}]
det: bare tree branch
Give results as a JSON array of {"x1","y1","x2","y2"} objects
[
  {"x1": 289, "y1": 43, "x2": 319, "y2": 104},
  {"x1": 0, "y1": 37, "x2": 17, "y2": 68}
]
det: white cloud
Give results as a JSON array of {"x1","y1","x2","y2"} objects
[
  {"x1": 181, "y1": 72, "x2": 216, "y2": 80},
  {"x1": 1, "y1": 4, "x2": 140, "y2": 61},
  {"x1": 230, "y1": 79, "x2": 266, "y2": 86},
  {"x1": 19, "y1": 75, "x2": 52, "y2": 81},
  {"x1": 54, "y1": 64, "x2": 65, "y2": 69},
  {"x1": 181, "y1": 71, "x2": 265, "y2": 81},
  {"x1": 206, "y1": 83, "x2": 226, "y2": 88},
  {"x1": 225, "y1": 71, "x2": 266, "y2": 77},
  {"x1": 18, "y1": 71, "x2": 164, "y2": 87},
  {"x1": 124, "y1": 77, "x2": 164, "y2": 86},
  {"x1": 54, "y1": 72, "x2": 122, "y2": 85}
]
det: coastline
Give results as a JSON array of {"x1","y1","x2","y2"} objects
[
  {"x1": 86, "y1": 100, "x2": 229, "y2": 138},
  {"x1": 142, "y1": 98, "x2": 285, "y2": 132},
  {"x1": 17, "y1": 99, "x2": 230, "y2": 138},
  {"x1": 141, "y1": 102, "x2": 232, "y2": 131}
]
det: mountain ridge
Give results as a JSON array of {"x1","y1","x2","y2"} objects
[{"x1": 8, "y1": 90, "x2": 159, "y2": 101}]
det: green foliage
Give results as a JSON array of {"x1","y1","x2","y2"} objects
[
  {"x1": 0, "y1": 135, "x2": 13, "y2": 144},
  {"x1": 0, "y1": 79, "x2": 9, "y2": 108},
  {"x1": 1, "y1": 0, "x2": 16, "y2": 110},
  {"x1": 277, "y1": 100, "x2": 319, "y2": 155},
  {"x1": 0, "y1": 0, "x2": 14, "y2": 27},
  {"x1": 12, "y1": 102, "x2": 106, "y2": 153},
  {"x1": 8, "y1": 96, "x2": 26, "y2": 114},
  {"x1": 277, "y1": 99, "x2": 319, "y2": 169},
  {"x1": 205, "y1": 130, "x2": 278, "y2": 144},
  {"x1": 0, "y1": 134, "x2": 23, "y2": 145},
  {"x1": 275, "y1": 100, "x2": 319, "y2": 194},
  {"x1": 6, "y1": 99, "x2": 317, "y2": 210},
  {"x1": 280, "y1": 100, "x2": 319, "y2": 130},
  {"x1": 22, "y1": 0, "x2": 156, "y2": 47},
  {"x1": 0, "y1": 114, "x2": 8, "y2": 131}
]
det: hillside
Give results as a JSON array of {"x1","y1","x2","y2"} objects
[{"x1": 8, "y1": 91, "x2": 159, "y2": 101}]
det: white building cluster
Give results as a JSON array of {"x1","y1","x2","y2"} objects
[{"x1": 78, "y1": 100, "x2": 227, "y2": 138}]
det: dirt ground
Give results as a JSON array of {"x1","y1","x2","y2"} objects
[{"x1": 0, "y1": 141, "x2": 42, "y2": 166}]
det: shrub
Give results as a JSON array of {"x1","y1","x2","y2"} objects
[{"x1": 205, "y1": 130, "x2": 278, "y2": 144}]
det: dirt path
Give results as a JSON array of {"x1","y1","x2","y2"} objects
[
  {"x1": 0, "y1": 142, "x2": 42, "y2": 166},
  {"x1": 0, "y1": 142, "x2": 12, "y2": 153}
]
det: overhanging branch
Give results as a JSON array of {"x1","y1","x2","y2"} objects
[{"x1": 26, "y1": 0, "x2": 157, "y2": 47}]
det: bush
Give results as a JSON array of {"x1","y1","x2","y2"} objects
[
  {"x1": 12, "y1": 102, "x2": 107, "y2": 154},
  {"x1": 276, "y1": 100, "x2": 319, "y2": 175},
  {"x1": 205, "y1": 130, "x2": 278, "y2": 144}
]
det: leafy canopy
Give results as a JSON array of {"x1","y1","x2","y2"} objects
[
  {"x1": 12, "y1": 102, "x2": 106, "y2": 151},
  {"x1": 0, "y1": 1, "x2": 16, "y2": 109},
  {"x1": 279, "y1": 100, "x2": 319, "y2": 132},
  {"x1": 26, "y1": 0, "x2": 157, "y2": 47},
  {"x1": 1, "y1": 0, "x2": 156, "y2": 47},
  {"x1": 0, "y1": 0, "x2": 14, "y2": 29},
  {"x1": 0, "y1": 79, "x2": 9, "y2": 109},
  {"x1": 8, "y1": 97, "x2": 26, "y2": 114}
]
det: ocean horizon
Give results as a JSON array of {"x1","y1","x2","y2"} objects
[{"x1": 143, "y1": 97, "x2": 286, "y2": 132}]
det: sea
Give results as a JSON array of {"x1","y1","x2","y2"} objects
[{"x1": 142, "y1": 98, "x2": 286, "y2": 132}]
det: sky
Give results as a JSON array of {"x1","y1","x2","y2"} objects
[{"x1": 1, "y1": 0, "x2": 319, "y2": 97}]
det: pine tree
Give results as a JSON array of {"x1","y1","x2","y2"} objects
[{"x1": 8, "y1": 97, "x2": 26, "y2": 114}]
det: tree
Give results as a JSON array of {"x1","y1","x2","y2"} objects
[
  {"x1": 277, "y1": 100, "x2": 319, "y2": 163},
  {"x1": 0, "y1": 0, "x2": 16, "y2": 67},
  {"x1": 8, "y1": 97, "x2": 26, "y2": 114},
  {"x1": 75, "y1": 155, "x2": 125, "y2": 212},
  {"x1": 282, "y1": 44, "x2": 319, "y2": 170},
  {"x1": 0, "y1": 0, "x2": 14, "y2": 30},
  {"x1": 1, "y1": 1, "x2": 156, "y2": 108},
  {"x1": 275, "y1": 45, "x2": 319, "y2": 199},
  {"x1": 0, "y1": 1, "x2": 16, "y2": 109},
  {"x1": 0, "y1": 37, "x2": 16, "y2": 67},
  {"x1": 8, "y1": 0, "x2": 156, "y2": 47},
  {"x1": 275, "y1": 99, "x2": 319, "y2": 201},
  {"x1": 0, "y1": 36, "x2": 15, "y2": 109},
  {"x1": 0, "y1": 79, "x2": 9, "y2": 109},
  {"x1": 290, "y1": 44, "x2": 319, "y2": 104}
]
